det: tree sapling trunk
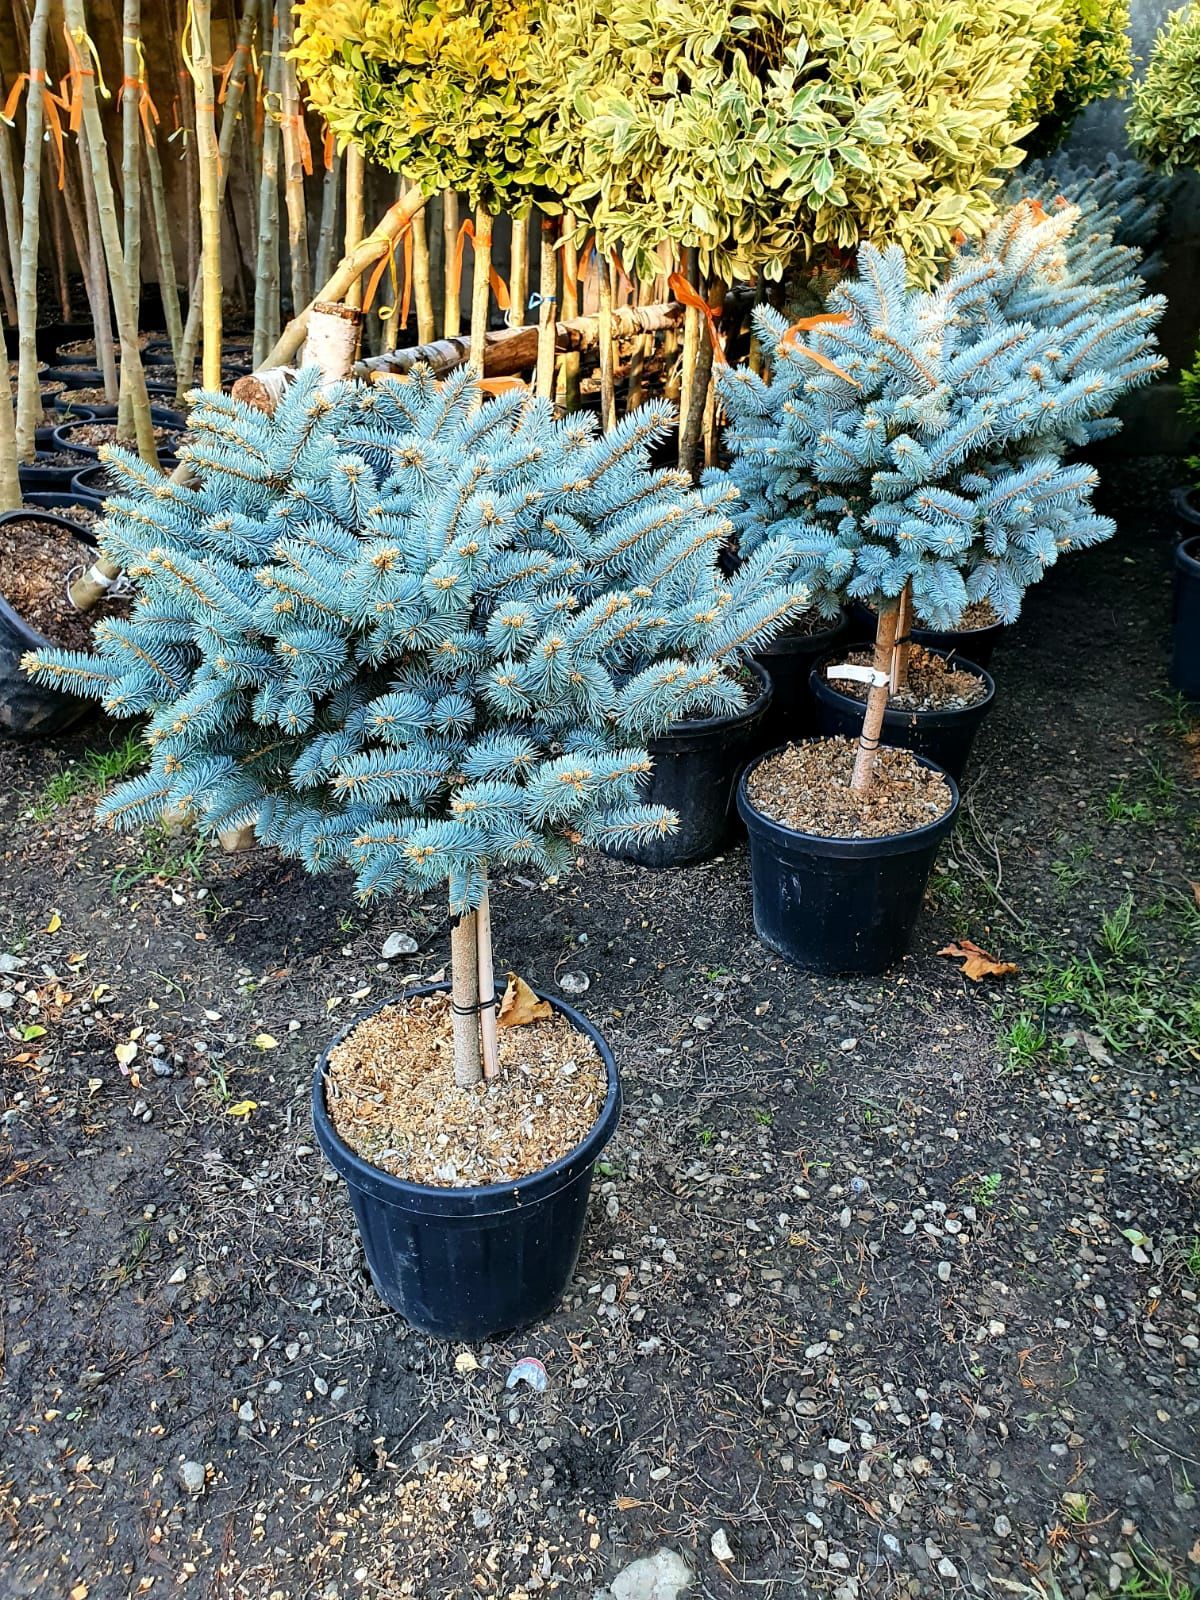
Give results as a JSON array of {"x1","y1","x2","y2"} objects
[
  {"x1": 343, "y1": 144, "x2": 364, "y2": 309},
  {"x1": 535, "y1": 214, "x2": 558, "y2": 400},
  {"x1": 597, "y1": 251, "x2": 617, "y2": 433},
  {"x1": 117, "y1": 0, "x2": 143, "y2": 442},
  {"x1": 185, "y1": 0, "x2": 223, "y2": 392},
  {"x1": 469, "y1": 206, "x2": 493, "y2": 373},
  {"x1": 850, "y1": 599, "x2": 900, "y2": 793},
  {"x1": 442, "y1": 190, "x2": 460, "y2": 337},
  {"x1": 450, "y1": 909, "x2": 483, "y2": 1087},
  {"x1": 14, "y1": 0, "x2": 49, "y2": 461},
  {"x1": 891, "y1": 580, "x2": 914, "y2": 696},
  {"x1": 252, "y1": 0, "x2": 282, "y2": 368}
]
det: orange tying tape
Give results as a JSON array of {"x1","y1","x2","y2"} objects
[
  {"x1": 452, "y1": 218, "x2": 511, "y2": 313},
  {"x1": 667, "y1": 272, "x2": 727, "y2": 366},
  {"x1": 777, "y1": 313, "x2": 860, "y2": 387}
]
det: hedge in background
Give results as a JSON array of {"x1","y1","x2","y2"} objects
[{"x1": 1129, "y1": 2, "x2": 1200, "y2": 173}]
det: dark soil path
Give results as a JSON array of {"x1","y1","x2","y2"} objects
[{"x1": 1, "y1": 460, "x2": 1197, "y2": 1600}]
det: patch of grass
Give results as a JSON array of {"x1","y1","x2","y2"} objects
[
  {"x1": 112, "y1": 827, "x2": 207, "y2": 893},
  {"x1": 1104, "y1": 784, "x2": 1155, "y2": 826},
  {"x1": 32, "y1": 734, "x2": 145, "y2": 820},
  {"x1": 1098, "y1": 895, "x2": 1141, "y2": 960},
  {"x1": 1185, "y1": 1239, "x2": 1200, "y2": 1282},
  {"x1": 751, "y1": 1107, "x2": 773, "y2": 1127},
  {"x1": 697, "y1": 1127, "x2": 715, "y2": 1147},
  {"x1": 1153, "y1": 689, "x2": 1197, "y2": 740},
  {"x1": 1050, "y1": 843, "x2": 1094, "y2": 893},
  {"x1": 1001, "y1": 1012, "x2": 1049, "y2": 1072},
  {"x1": 971, "y1": 1172, "x2": 1002, "y2": 1208},
  {"x1": 1119, "y1": 1544, "x2": 1198, "y2": 1600}
]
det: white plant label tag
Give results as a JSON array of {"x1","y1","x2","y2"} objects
[{"x1": 826, "y1": 664, "x2": 889, "y2": 688}]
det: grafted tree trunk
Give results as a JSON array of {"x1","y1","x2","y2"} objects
[
  {"x1": 509, "y1": 207, "x2": 530, "y2": 329},
  {"x1": 850, "y1": 600, "x2": 901, "y2": 793},
  {"x1": 411, "y1": 189, "x2": 435, "y2": 344},
  {"x1": 275, "y1": 0, "x2": 311, "y2": 315},
  {"x1": 252, "y1": 0, "x2": 281, "y2": 367},
  {"x1": 597, "y1": 253, "x2": 617, "y2": 433},
  {"x1": 63, "y1": 0, "x2": 157, "y2": 457},
  {"x1": 14, "y1": 0, "x2": 50, "y2": 462},
  {"x1": 558, "y1": 215, "x2": 580, "y2": 410},
  {"x1": 117, "y1": 0, "x2": 143, "y2": 440},
  {"x1": 442, "y1": 190, "x2": 460, "y2": 337},
  {"x1": 469, "y1": 206, "x2": 493, "y2": 371},
  {"x1": 0, "y1": 360, "x2": 20, "y2": 511},
  {"x1": 535, "y1": 214, "x2": 558, "y2": 400},
  {"x1": 185, "y1": 0, "x2": 222, "y2": 391}
]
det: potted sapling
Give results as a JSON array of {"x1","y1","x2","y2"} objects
[
  {"x1": 23, "y1": 365, "x2": 805, "y2": 1338},
  {"x1": 716, "y1": 202, "x2": 1166, "y2": 787},
  {"x1": 714, "y1": 221, "x2": 1163, "y2": 973}
]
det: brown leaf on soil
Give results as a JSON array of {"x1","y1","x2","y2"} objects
[
  {"x1": 937, "y1": 940, "x2": 1018, "y2": 982},
  {"x1": 1189, "y1": 879, "x2": 1200, "y2": 908},
  {"x1": 497, "y1": 973, "x2": 552, "y2": 1029}
]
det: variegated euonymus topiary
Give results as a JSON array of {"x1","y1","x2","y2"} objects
[
  {"x1": 535, "y1": 0, "x2": 1088, "y2": 283},
  {"x1": 712, "y1": 200, "x2": 1166, "y2": 626},
  {"x1": 1016, "y1": 0, "x2": 1133, "y2": 151},
  {"x1": 1129, "y1": 2, "x2": 1200, "y2": 173},
  {"x1": 24, "y1": 369, "x2": 807, "y2": 905}
]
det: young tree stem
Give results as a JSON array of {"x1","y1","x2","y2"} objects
[
  {"x1": 476, "y1": 884, "x2": 500, "y2": 1080},
  {"x1": 411, "y1": 188, "x2": 435, "y2": 344},
  {"x1": 558, "y1": 216, "x2": 579, "y2": 410},
  {"x1": 535, "y1": 214, "x2": 558, "y2": 400},
  {"x1": 469, "y1": 206, "x2": 493, "y2": 372},
  {"x1": 14, "y1": 0, "x2": 49, "y2": 461},
  {"x1": 509, "y1": 207, "x2": 530, "y2": 329},
  {"x1": 450, "y1": 910, "x2": 483, "y2": 1087},
  {"x1": 597, "y1": 254, "x2": 616, "y2": 433},
  {"x1": 251, "y1": 0, "x2": 281, "y2": 368},
  {"x1": 343, "y1": 144, "x2": 365, "y2": 310},
  {"x1": 850, "y1": 600, "x2": 900, "y2": 793},
  {"x1": 186, "y1": 0, "x2": 223, "y2": 392}
]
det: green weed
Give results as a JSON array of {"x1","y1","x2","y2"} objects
[
  {"x1": 33, "y1": 735, "x2": 145, "y2": 820},
  {"x1": 1104, "y1": 785, "x2": 1154, "y2": 826},
  {"x1": 1119, "y1": 1544, "x2": 1198, "y2": 1600},
  {"x1": 972, "y1": 1173, "x2": 1002, "y2": 1208},
  {"x1": 112, "y1": 828, "x2": 206, "y2": 893},
  {"x1": 1098, "y1": 896, "x2": 1140, "y2": 960},
  {"x1": 1002, "y1": 1013, "x2": 1048, "y2": 1071}
]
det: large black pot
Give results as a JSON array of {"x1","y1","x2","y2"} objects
[
  {"x1": 0, "y1": 509, "x2": 98, "y2": 738},
  {"x1": 18, "y1": 456, "x2": 81, "y2": 493},
  {"x1": 614, "y1": 658, "x2": 773, "y2": 868},
  {"x1": 847, "y1": 599, "x2": 1004, "y2": 669},
  {"x1": 1172, "y1": 486, "x2": 1200, "y2": 542},
  {"x1": 52, "y1": 418, "x2": 185, "y2": 466},
  {"x1": 19, "y1": 492, "x2": 102, "y2": 519},
  {"x1": 737, "y1": 748, "x2": 959, "y2": 974},
  {"x1": 1171, "y1": 536, "x2": 1200, "y2": 699},
  {"x1": 313, "y1": 985, "x2": 621, "y2": 1340},
  {"x1": 752, "y1": 611, "x2": 849, "y2": 748},
  {"x1": 70, "y1": 464, "x2": 113, "y2": 502},
  {"x1": 810, "y1": 651, "x2": 994, "y2": 783}
]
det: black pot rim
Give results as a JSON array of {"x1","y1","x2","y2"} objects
[
  {"x1": 1177, "y1": 534, "x2": 1200, "y2": 574},
  {"x1": 1171, "y1": 486, "x2": 1200, "y2": 529},
  {"x1": 753, "y1": 608, "x2": 848, "y2": 659},
  {"x1": 312, "y1": 981, "x2": 621, "y2": 1217},
  {"x1": 6, "y1": 494, "x2": 101, "y2": 524},
  {"x1": 647, "y1": 655, "x2": 772, "y2": 748},
  {"x1": 810, "y1": 650, "x2": 995, "y2": 727},
  {"x1": 51, "y1": 418, "x2": 185, "y2": 462},
  {"x1": 737, "y1": 743, "x2": 960, "y2": 859},
  {"x1": 0, "y1": 514, "x2": 95, "y2": 649}
]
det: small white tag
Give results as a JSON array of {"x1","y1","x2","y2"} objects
[
  {"x1": 827, "y1": 664, "x2": 889, "y2": 688},
  {"x1": 84, "y1": 563, "x2": 114, "y2": 590}
]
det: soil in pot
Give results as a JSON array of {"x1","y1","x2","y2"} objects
[
  {"x1": 746, "y1": 737, "x2": 953, "y2": 837},
  {"x1": 827, "y1": 644, "x2": 988, "y2": 712},
  {"x1": 325, "y1": 990, "x2": 606, "y2": 1188},
  {"x1": 57, "y1": 421, "x2": 184, "y2": 457},
  {"x1": 0, "y1": 517, "x2": 128, "y2": 650},
  {"x1": 56, "y1": 333, "x2": 151, "y2": 360},
  {"x1": 738, "y1": 737, "x2": 958, "y2": 974},
  {"x1": 752, "y1": 606, "x2": 849, "y2": 746}
]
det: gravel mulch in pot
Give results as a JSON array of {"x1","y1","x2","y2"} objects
[
  {"x1": 62, "y1": 422, "x2": 182, "y2": 453},
  {"x1": 747, "y1": 735, "x2": 953, "y2": 835},
  {"x1": 830, "y1": 643, "x2": 989, "y2": 710},
  {"x1": 0, "y1": 518, "x2": 127, "y2": 647},
  {"x1": 326, "y1": 990, "x2": 606, "y2": 1186}
]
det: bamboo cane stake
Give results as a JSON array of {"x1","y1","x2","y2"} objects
[
  {"x1": 183, "y1": 0, "x2": 222, "y2": 392},
  {"x1": 13, "y1": 0, "x2": 49, "y2": 462},
  {"x1": 0, "y1": 360, "x2": 20, "y2": 512},
  {"x1": 891, "y1": 580, "x2": 914, "y2": 695},
  {"x1": 442, "y1": 190, "x2": 460, "y2": 337},
  {"x1": 509, "y1": 207, "x2": 530, "y2": 329},
  {"x1": 558, "y1": 214, "x2": 579, "y2": 410},
  {"x1": 313, "y1": 147, "x2": 341, "y2": 288},
  {"x1": 144, "y1": 123, "x2": 184, "y2": 367},
  {"x1": 535, "y1": 214, "x2": 557, "y2": 400},
  {"x1": 275, "y1": 0, "x2": 311, "y2": 316},
  {"x1": 78, "y1": 131, "x2": 119, "y2": 404},
  {"x1": 850, "y1": 600, "x2": 900, "y2": 792},
  {"x1": 597, "y1": 252, "x2": 617, "y2": 433},
  {"x1": 476, "y1": 877, "x2": 499, "y2": 1080},
  {"x1": 450, "y1": 909, "x2": 483, "y2": 1087},
  {"x1": 64, "y1": 0, "x2": 158, "y2": 466},
  {"x1": 411, "y1": 188, "x2": 435, "y2": 345},
  {"x1": 468, "y1": 206, "x2": 493, "y2": 372},
  {"x1": 252, "y1": 0, "x2": 281, "y2": 367},
  {"x1": 343, "y1": 143, "x2": 364, "y2": 310}
]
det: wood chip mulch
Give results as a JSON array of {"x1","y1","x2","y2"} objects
[
  {"x1": 747, "y1": 736, "x2": 953, "y2": 837},
  {"x1": 0, "y1": 518, "x2": 125, "y2": 648},
  {"x1": 830, "y1": 644, "x2": 989, "y2": 710},
  {"x1": 325, "y1": 991, "x2": 607, "y2": 1187}
]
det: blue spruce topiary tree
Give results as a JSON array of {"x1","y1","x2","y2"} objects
[
  {"x1": 712, "y1": 199, "x2": 1165, "y2": 790},
  {"x1": 24, "y1": 365, "x2": 807, "y2": 1080}
]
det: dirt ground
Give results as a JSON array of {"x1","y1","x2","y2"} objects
[{"x1": 0, "y1": 459, "x2": 1197, "y2": 1600}]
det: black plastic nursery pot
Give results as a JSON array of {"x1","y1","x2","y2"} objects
[
  {"x1": 737, "y1": 749, "x2": 960, "y2": 974},
  {"x1": 0, "y1": 509, "x2": 97, "y2": 738},
  {"x1": 846, "y1": 599, "x2": 1004, "y2": 669},
  {"x1": 52, "y1": 419, "x2": 185, "y2": 466},
  {"x1": 20, "y1": 492, "x2": 103, "y2": 519},
  {"x1": 1172, "y1": 486, "x2": 1200, "y2": 542},
  {"x1": 613, "y1": 658, "x2": 773, "y2": 868},
  {"x1": 55, "y1": 401, "x2": 187, "y2": 428},
  {"x1": 18, "y1": 456, "x2": 81, "y2": 493},
  {"x1": 1171, "y1": 536, "x2": 1200, "y2": 700},
  {"x1": 751, "y1": 610, "x2": 849, "y2": 747},
  {"x1": 312, "y1": 984, "x2": 622, "y2": 1340},
  {"x1": 810, "y1": 651, "x2": 994, "y2": 784},
  {"x1": 70, "y1": 464, "x2": 113, "y2": 501}
]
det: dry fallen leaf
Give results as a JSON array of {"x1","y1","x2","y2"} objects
[
  {"x1": 1189, "y1": 879, "x2": 1200, "y2": 908},
  {"x1": 114, "y1": 1040, "x2": 138, "y2": 1066},
  {"x1": 253, "y1": 1032, "x2": 279, "y2": 1051},
  {"x1": 454, "y1": 1350, "x2": 479, "y2": 1373},
  {"x1": 226, "y1": 1100, "x2": 258, "y2": 1119},
  {"x1": 497, "y1": 973, "x2": 552, "y2": 1029},
  {"x1": 938, "y1": 940, "x2": 1018, "y2": 982},
  {"x1": 45, "y1": 912, "x2": 61, "y2": 934}
]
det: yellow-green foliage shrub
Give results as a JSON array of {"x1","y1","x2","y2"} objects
[
  {"x1": 1018, "y1": 0, "x2": 1132, "y2": 150},
  {"x1": 292, "y1": 0, "x2": 551, "y2": 213},
  {"x1": 1129, "y1": 3, "x2": 1200, "y2": 171},
  {"x1": 534, "y1": 0, "x2": 1086, "y2": 283}
]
